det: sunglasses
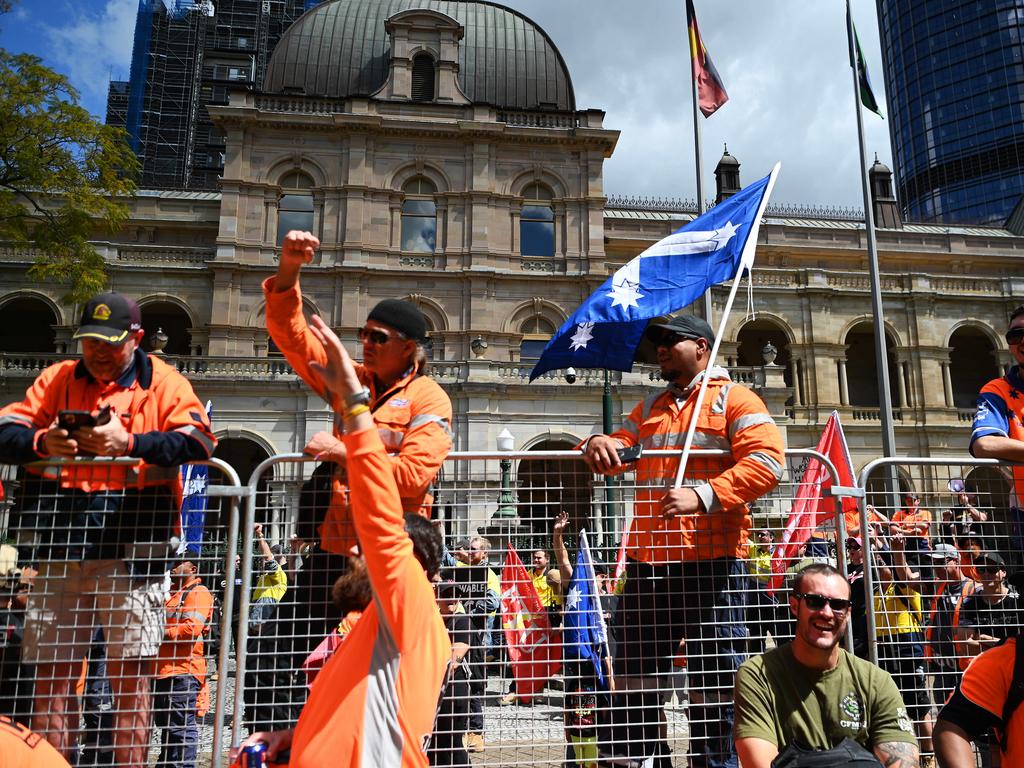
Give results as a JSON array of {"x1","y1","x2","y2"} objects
[
  {"x1": 358, "y1": 326, "x2": 405, "y2": 346},
  {"x1": 656, "y1": 332, "x2": 698, "y2": 348},
  {"x1": 795, "y1": 592, "x2": 851, "y2": 613},
  {"x1": 1006, "y1": 328, "x2": 1024, "y2": 344}
]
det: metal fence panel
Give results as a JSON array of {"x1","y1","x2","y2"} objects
[{"x1": 0, "y1": 457, "x2": 242, "y2": 768}]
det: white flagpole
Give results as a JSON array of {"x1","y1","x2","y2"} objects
[{"x1": 672, "y1": 162, "x2": 781, "y2": 488}]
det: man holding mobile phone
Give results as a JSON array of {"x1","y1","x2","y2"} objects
[
  {"x1": 581, "y1": 314, "x2": 784, "y2": 768},
  {"x1": 0, "y1": 292, "x2": 216, "y2": 766}
]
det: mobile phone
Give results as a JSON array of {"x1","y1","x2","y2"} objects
[
  {"x1": 616, "y1": 444, "x2": 643, "y2": 463},
  {"x1": 58, "y1": 405, "x2": 112, "y2": 432}
]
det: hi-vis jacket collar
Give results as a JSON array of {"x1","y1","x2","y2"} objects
[{"x1": 74, "y1": 349, "x2": 153, "y2": 389}]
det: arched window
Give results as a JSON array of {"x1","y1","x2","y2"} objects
[
  {"x1": 401, "y1": 177, "x2": 437, "y2": 253},
  {"x1": 276, "y1": 171, "x2": 314, "y2": 245},
  {"x1": 411, "y1": 53, "x2": 435, "y2": 102},
  {"x1": 140, "y1": 301, "x2": 192, "y2": 355},
  {"x1": 949, "y1": 326, "x2": 999, "y2": 408},
  {"x1": 0, "y1": 296, "x2": 57, "y2": 353},
  {"x1": 520, "y1": 182, "x2": 554, "y2": 257},
  {"x1": 844, "y1": 323, "x2": 898, "y2": 407},
  {"x1": 519, "y1": 316, "x2": 555, "y2": 363}
]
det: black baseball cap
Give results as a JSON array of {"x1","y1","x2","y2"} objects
[
  {"x1": 73, "y1": 292, "x2": 142, "y2": 345},
  {"x1": 367, "y1": 299, "x2": 427, "y2": 342},
  {"x1": 644, "y1": 315, "x2": 715, "y2": 345}
]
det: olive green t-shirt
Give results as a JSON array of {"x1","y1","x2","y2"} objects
[{"x1": 734, "y1": 644, "x2": 917, "y2": 750}]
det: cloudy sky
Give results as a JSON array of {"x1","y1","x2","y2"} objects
[{"x1": 0, "y1": 0, "x2": 890, "y2": 209}]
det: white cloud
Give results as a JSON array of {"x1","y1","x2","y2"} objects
[{"x1": 42, "y1": 0, "x2": 137, "y2": 115}]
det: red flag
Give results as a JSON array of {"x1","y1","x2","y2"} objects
[
  {"x1": 612, "y1": 527, "x2": 629, "y2": 593},
  {"x1": 686, "y1": 0, "x2": 729, "y2": 117},
  {"x1": 500, "y1": 544, "x2": 561, "y2": 702},
  {"x1": 769, "y1": 411, "x2": 857, "y2": 592}
]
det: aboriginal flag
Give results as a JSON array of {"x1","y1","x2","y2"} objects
[{"x1": 686, "y1": 0, "x2": 729, "y2": 117}]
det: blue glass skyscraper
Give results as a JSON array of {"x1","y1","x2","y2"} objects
[{"x1": 877, "y1": 0, "x2": 1024, "y2": 225}]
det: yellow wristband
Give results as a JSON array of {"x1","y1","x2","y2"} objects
[{"x1": 346, "y1": 403, "x2": 370, "y2": 418}]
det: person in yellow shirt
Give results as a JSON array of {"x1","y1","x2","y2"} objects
[
  {"x1": 873, "y1": 532, "x2": 931, "y2": 755},
  {"x1": 249, "y1": 524, "x2": 289, "y2": 632}
]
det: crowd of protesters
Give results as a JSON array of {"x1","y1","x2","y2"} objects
[{"x1": 1, "y1": 245, "x2": 1024, "y2": 768}]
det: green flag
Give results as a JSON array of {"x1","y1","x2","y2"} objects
[{"x1": 849, "y1": 12, "x2": 883, "y2": 118}]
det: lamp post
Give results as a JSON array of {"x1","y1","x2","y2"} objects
[
  {"x1": 564, "y1": 368, "x2": 617, "y2": 548},
  {"x1": 495, "y1": 428, "x2": 517, "y2": 519}
]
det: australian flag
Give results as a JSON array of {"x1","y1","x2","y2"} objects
[
  {"x1": 562, "y1": 530, "x2": 610, "y2": 688},
  {"x1": 179, "y1": 400, "x2": 212, "y2": 555},
  {"x1": 529, "y1": 164, "x2": 780, "y2": 380}
]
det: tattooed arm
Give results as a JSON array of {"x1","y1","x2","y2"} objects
[{"x1": 874, "y1": 740, "x2": 920, "y2": 768}]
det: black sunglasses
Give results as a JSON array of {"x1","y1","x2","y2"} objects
[
  {"x1": 656, "y1": 332, "x2": 698, "y2": 348},
  {"x1": 1006, "y1": 328, "x2": 1024, "y2": 344},
  {"x1": 795, "y1": 592, "x2": 851, "y2": 613},
  {"x1": 358, "y1": 326, "x2": 405, "y2": 345}
]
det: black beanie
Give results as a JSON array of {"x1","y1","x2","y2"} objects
[{"x1": 367, "y1": 299, "x2": 427, "y2": 342}]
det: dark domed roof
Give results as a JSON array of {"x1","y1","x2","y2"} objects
[{"x1": 264, "y1": 0, "x2": 576, "y2": 111}]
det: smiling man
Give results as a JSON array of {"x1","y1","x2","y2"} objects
[{"x1": 733, "y1": 563, "x2": 920, "y2": 768}]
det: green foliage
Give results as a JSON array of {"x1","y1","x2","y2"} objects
[{"x1": 0, "y1": 50, "x2": 138, "y2": 304}]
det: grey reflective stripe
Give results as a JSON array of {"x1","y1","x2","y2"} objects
[
  {"x1": 408, "y1": 414, "x2": 453, "y2": 439},
  {"x1": 177, "y1": 425, "x2": 215, "y2": 455},
  {"x1": 728, "y1": 413, "x2": 777, "y2": 439},
  {"x1": 711, "y1": 384, "x2": 733, "y2": 415},
  {"x1": 640, "y1": 392, "x2": 663, "y2": 421},
  {"x1": 640, "y1": 431, "x2": 730, "y2": 452},
  {"x1": 178, "y1": 610, "x2": 209, "y2": 622},
  {"x1": 0, "y1": 414, "x2": 34, "y2": 428},
  {"x1": 361, "y1": 601, "x2": 404, "y2": 766},
  {"x1": 378, "y1": 427, "x2": 405, "y2": 449},
  {"x1": 749, "y1": 451, "x2": 784, "y2": 480},
  {"x1": 620, "y1": 418, "x2": 640, "y2": 438}
]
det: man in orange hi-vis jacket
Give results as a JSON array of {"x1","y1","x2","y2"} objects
[
  {"x1": 582, "y1": 314, "x2": 784, "y2": 768},
  {"x1": 154, "y1": 557, "x2": 213, "y2": 768},
  {"x1": 0, "y1": 292, "x2": 216, "y2": 767},
  {"x1": 233, "y1": 314, "x2": 451, "y2": 767}
]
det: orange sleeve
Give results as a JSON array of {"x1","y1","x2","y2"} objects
[
  {"x1": 343, "y1": 425, "x2": 438, "y2": 648},
  {"x1": 263, "y1": 277, "x2": 330, "y2": 402},
  {"x1": 959, "y1": 639, "x2": 1014, "y2": 719},
  {"x1": 152, "y1": 363, "x2": 217, "y2": 457},
  {"x1": 0, "y1": 361, "x2": 72, "y2": 431},
  {"x1": 709, "y1": 386, "x2": 784, "y2": 510},
  {"x1": 165, "y1": 585, "x2": 214, "y2": 641},
  {"x1": 387, "y1": 380, "x2": 452, "y2": 498}
]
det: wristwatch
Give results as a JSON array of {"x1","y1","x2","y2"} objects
[{"x1": 345, "y1": 388, "x2": 371, "y2": 409}]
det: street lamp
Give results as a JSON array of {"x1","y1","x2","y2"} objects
[{"x1": 495, "y1": 428, "x2": 517, "y2": 519}]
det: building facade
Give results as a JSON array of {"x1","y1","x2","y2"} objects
[
  {"x1": 2, "y1": 0, "x2": 1023, "y2": 538},
  {"x1": 877, "y1": 0, "x2": 1024, "y2": 225}
]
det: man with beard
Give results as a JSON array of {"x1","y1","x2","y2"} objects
[
  {"x1": 582, "y1": 314, "x2": 784, "y2": 767},
  {"x1": 733, "y1": 563, "x2": 920, "y2": 767}
]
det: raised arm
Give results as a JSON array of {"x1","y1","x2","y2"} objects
[{"x1": 552, "y1": 512, "x2": 573, "y2": 585}]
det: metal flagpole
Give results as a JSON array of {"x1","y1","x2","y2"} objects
[
  {"x1": 687, "y1": 0, "x2": 714, "y2": 326},
  {"x1": 673, "y1": 163, "x2": 781, "y2": 487},
  {"x1": 846, "y1": 0, "x2": 897, "y2": 459}
]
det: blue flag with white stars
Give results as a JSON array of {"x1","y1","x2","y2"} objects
[
  {"x1": 529, "y1": 166, "x2": 779, "y2": 380},
  {"x1": 562, "y1": 530, "x2": 610, "y2": 688}
]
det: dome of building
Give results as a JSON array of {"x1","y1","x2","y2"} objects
[{"x1": 264, "y1": 0, "x2": 576, "y2": 111}]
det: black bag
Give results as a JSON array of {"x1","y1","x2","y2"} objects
[{"x1": 771, "y1": 737, "x2": 882, "y2": 768}]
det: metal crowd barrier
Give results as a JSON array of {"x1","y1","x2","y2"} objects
[{"x1": 1, "y1": 451, "x2": 1018, "y2": 767}]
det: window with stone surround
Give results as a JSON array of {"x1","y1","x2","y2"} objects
[
  {"x1": 411, "y1": 52, "x2": 436, "y2": 102},
  {"x1": 401, "y1": 177, "x2": 437, "y2": 252},
  {"x1": 520, "y1": 182, "x2": 554, "y2": 257},
  {"x1": 276, "y1": 170, "x2": 315, "y2": 245},
  {"x1": 519, "y1": 315, "x2": 556, "y2": 363}
]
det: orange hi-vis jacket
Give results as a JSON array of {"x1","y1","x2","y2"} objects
[
  {"x1": 607, "y1": 367, "x2": 784, "y2": 564},
  {"x1": 0, "y1": 352, "x2": 216, "y2": 496},
  {"x1": 950, "y1": 638, "x2": 1024, "y2": 764},
  {"x1": 971, "y1": 368, "x2": 1024, "y2": 507},
  {"x1": 290, "y1": 427, "x2": 451, "y2": 768},
  {"x1": 263, "y1": 279, "x2": 453, "y2": 554},
  {"x1": 157, "y1": 575, "x2": 214, "y2": 681}
]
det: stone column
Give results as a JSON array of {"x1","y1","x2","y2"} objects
[
  {"x1": 942, "y1": 361, "x2": 954, "y2": 407},
  {"x1": 837, "y1": 359, "x2": 849, "y2": 406}
]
